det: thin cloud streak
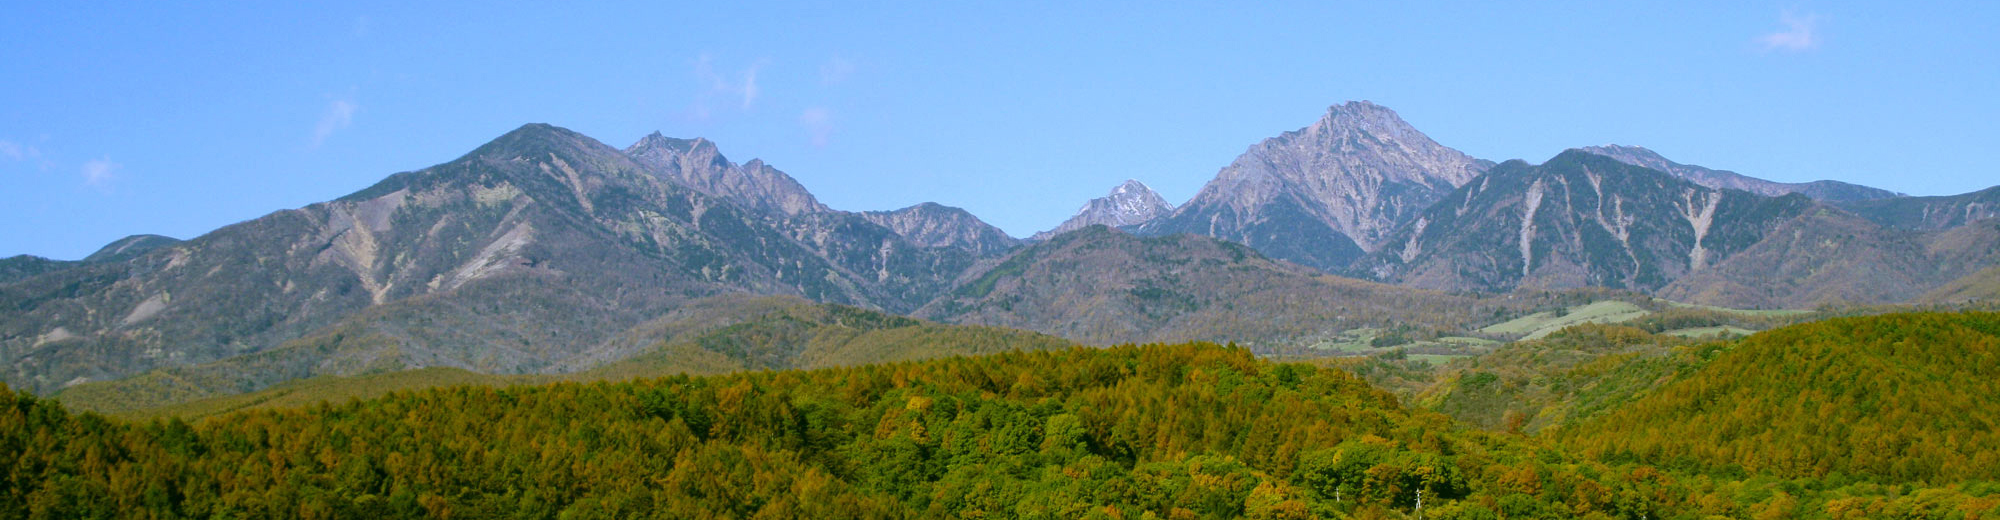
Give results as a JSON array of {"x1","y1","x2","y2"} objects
[
  {"x1": 312, "y1": 99, "x2": 357, "y2": 147},
  {"x1": 820, "y1": 56, "x2": 854, "y2": 85},
  {"x1": 692, "y1": 54, "x2": 769, "y2": 117},
  {"x1": 800, "y1": 108, "x2": 833, "y2": 147},
  {"x1": 81, "y1": 157, "x2": 117, "y2": 188},
  {"x1": 1759, "y1": 11, "x2": 1821, "y2": 52},
  {"x1": 0, "y1": 140, "x2": 39, "y2": 161}
]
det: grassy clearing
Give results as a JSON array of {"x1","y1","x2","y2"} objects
[
  {"x1": 1479, "y1": 300, "x2": 1649, "y2": 340},
  {"x1": 1661, "y1": 325, "x2": 1757, "y2": 338}
]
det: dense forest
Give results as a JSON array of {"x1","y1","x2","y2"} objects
[
  {"x1": 1562, "y1": 312, "x2": 2000, "y2": 482},
  {"x1": 6, "y1": 314, "x2": 2000, "y2": 518}
]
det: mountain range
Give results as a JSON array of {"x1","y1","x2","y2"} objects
[{"x1": 4, "y1": 101, "x2": 1996, "y2": 401}]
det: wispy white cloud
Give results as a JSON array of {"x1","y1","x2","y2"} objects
[
  {"x1": 800, "y1": 108, "x2": 833, "y2": 147},
  {"x1": 81, "y1": 157, "x2": 118, "y2": 188},
  {"x1": 742, "y1": 64, "x2": 762, "y2": 109},
  {"x1": 1759, "y1": 11, "x2": 1821, "y2": 52},
  {"x1": 312, "y1": 98, "x2": 357, "y2": 147},
  {"x1": 0, "y1": 140, "x2": 39, "y2": 161},
  {"x1": 820, "y1": 56, "x2": 855, "y2": 85},
  {"x1": 692, "y1": 54, "x2": 769, "y2": 116}
]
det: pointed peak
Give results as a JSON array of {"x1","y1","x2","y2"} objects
[
  {"x1": 1112, "y1": 179, "x2": 1154, "y2": 194},
  {"x1": 467, "y1": 123, "x2": 607, "y2": 161},
  {"x1": 1328, "y1": 99, "x2": 1390, "y2": 114},
  {"x1": 628, "y1": 132, "x2": 715, "y2": 156},
  {"x1": 1320, "y1": 100, "x2": 1403, "y2": 122},
  {"x1": 498, "y1": 122, "x2": 580, "y2": 141},
  {"x1": 1300, "y1": 100, "x2": 1417, "y2": 140}
]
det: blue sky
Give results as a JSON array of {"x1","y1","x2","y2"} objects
[{"x1": 4, "y1": 2, "x2": 1996, "y2": 259}]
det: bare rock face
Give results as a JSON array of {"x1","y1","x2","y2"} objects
[
  {"x1": 860, "y1": 202, "x2": 1021, "y2": 257},
  {"x1": 1580, "y1": 145, "x2": 1901, "y2": 202},
  {"x1": 1140, "y1": 101, "x2": 1490, "y2": 271},
  {"x1": 1032, "y1": 180, "x2": 1173, "y2": 241},
  {"x1": 624, "y1": 133, "x2": 829, "y2": 217}
]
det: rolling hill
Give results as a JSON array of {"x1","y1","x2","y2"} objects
[
  {"x1": 1562, "y1": 311, "x2": 2000, "y2": 482},
  {"x1": 54, "y1": 294, "x2": 1075, "y2": 418}
]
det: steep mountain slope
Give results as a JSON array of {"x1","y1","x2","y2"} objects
[
  {"x1": 79, "y1": 234, "x2": 182, "y2": 263},
  {"x1": 0, "y1": 255, "x2": 72, "y2": 285},
  {"x1": 1834, "y1": 184, "x2": 2000, "y2": 230},
  {"x1": 919, "y1": 225, "x2": 1519, "y2": 347},
  {"x1": 3, "y1": 125, "x2": 719, "y2": 392},
  {"x1": 1563, "y1": 312, "x2": 2000, "y2": 482},
  {"x1": 1581, "y1": 145, "x2": 1901, "y2": 202},
  {"x1": 0, "y1": 234, "x2": 182, "y2": 284},
  {"x1": 859, "y1": 202, "x2": 1021, "y2": 256},
  {"x1": 1357, "y1": 150, "x2": 1813, "y2": 294},
  {"x1": 623, "y1": 133, "x2": 828, "y2": 217},
  {"x1": 1031, "y1": 179, "x2": 1173, "y2": 240},
  {"x1": 0, "y1": 124, "x2": 982, "y2": 394},
  {"x1": 1655, "y1": 210, "x2": 1991, "y2": 308},
  {"x1": 1139, "y1": 101, "x2": 1490, "y2": 271},
  {"x1": 1918, "y1": 265, "x2": 2000, "y2": 304}
]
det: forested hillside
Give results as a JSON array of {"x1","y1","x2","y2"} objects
[
  {"x1": 54, "y1": 295, "x2": 1074, "y2": 418},
  {"x1": 11, "y1": 337, "x2": 2000, "y2": 518},
  {"x1": 1562, "y1": 312, "x2": 2000, "y2": 483}
]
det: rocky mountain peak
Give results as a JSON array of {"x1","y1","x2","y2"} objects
[
  {"x1": 1138, "y1": 101, "x2": 1490, "y2": 271},
  {"x1": 860, "y1": 202, "x2": 1020, "y2": 256},
  {"x1": 622, "y1": 133, "x2": 826, "y2": 217},
  {"x1": 1033, "y1": 179, "x2": 1175, "y2": 241},
  {"x1": 465, "y1": 123, "x2": 608, "y2": 162},
  {"x1": 1296, "y1": 100, "x2": 1423, "y2": 146}
]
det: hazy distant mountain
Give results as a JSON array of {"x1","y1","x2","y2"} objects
[
  {"x1": 1032, "y1": 179, "x2": 1174, "y2": 241},
  {"x1": 1139, "y1": 101, "x2": 1491, "y2": 271},
  {"x1": 0, "y1": 124, "x2": 991, "y2": 394},
  {"x1": 1658, "y1": 209, "x2": 2000, "y2": 308},
  {"x1": 1834, "y1": 185, "x2": 2000, "y2": 231},
  {"x1": 919, "y1": 225, "x2": 1515, "y2": 347},
  {"x1": 1580, "y1": 145, "x2": 1902, "y2": 202},
  {"x1": 1355, "y1": 150, "x2": 1812, "y2": 294},
  {"x1": 860, "y1": 202, "x2": 1021, "y2": 256}
]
